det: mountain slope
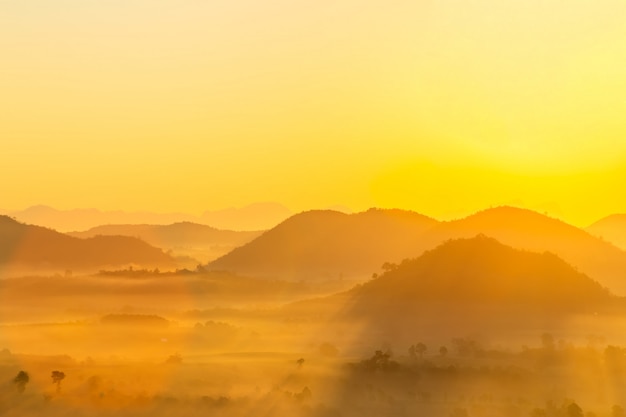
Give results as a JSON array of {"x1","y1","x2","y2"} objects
[
  {"x1": 69, "y1": 222, "x2": 262, "y2": 263},
  {"x1": 586, "y1": 214, "x2": 626, "y2": 251},
  {"x1": 284, "y1": 236, "x2": 617, "y2": 345},
  {"x1": 208, "y1": 205, "x2": 626, "y2": 295},
  {"x1": 0, "y1": 216, "x2": 176, "y2": 272},
  {"x1": 422, "y1": 206, "x2": 626, "y2": 294},
  {"x1": 349, "y1": 235, "x2": 611, "y2": 314},
  {"x1": 208, "y1": 208, "x2": 439, "y2": 280}
]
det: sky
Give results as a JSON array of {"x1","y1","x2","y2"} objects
[{"x1": 1, "y1": 0, "x2": 625, "y2": 226}]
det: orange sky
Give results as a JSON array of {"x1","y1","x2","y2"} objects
[{"x1": 1, "y1": 1, "x2": 625, "y2": 226}]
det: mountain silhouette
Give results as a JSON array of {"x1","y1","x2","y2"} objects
[
  {"x1": 335, "y1": 236, "x2": 617, "y2": 342},
  {"x1": 586, "y1": 214, "x2": 626, "y2": 251},
  {"x1": 0, "y1": 216, "x2": 176, "y2": 272},
  {"x1": 208, "y1": 208, "x2": 439, "y2": 280},
  {"x1": 0, "y1": 202, "x2": 292, "y2": 233},
  {"x1": 423, "y1": 206, "x2": 626, "y2": 294},
  {"x1": 207, "y1": 205, "x2": 626, "y2": 294},
  {"x1": 349, "y1": 235, "x2": 611, "y2": 313},
  {"x1": 68, "y1": 222, "x2": 262, "y2": 263},
  {"x1": 284, "y1": 236, "x2": 616, "y2": 342}
]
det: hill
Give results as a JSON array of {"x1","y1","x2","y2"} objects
[
  {"x1": 0, "y1": 216, "x2": 176, "y2": 273},
  {"x1": 208, "y1": 208, "x2": 439, "y2": 280},
  {"x1": 208, "y1": 206, "x2": 626, "y2": 295},
  {"x1": 349, "y1": 235, "x2": 611, "y2": 313},
  {"x1": 586, "y1": 214, "x2": 626, "y2": 251},
  {"x1": 69, "y1": 222, "x2": 262, "y2": 263},
  {"x1": 341, "y1": 236, "x2": 617, "y2": 344},
  {"x1": 423, "y1": 206, "x2": 626, "y2": 294},
  {"x1": 1, "y1": 202, "x2": 292, "y2": 232},
  {"x1": 283, "y1": 236, "x2": 618, "y2": 347}
]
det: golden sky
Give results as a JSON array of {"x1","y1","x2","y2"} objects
[{"x1": 1, "y1": 0, "x2": 625, "y2": 226}]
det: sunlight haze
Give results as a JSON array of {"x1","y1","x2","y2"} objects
[
  {"x1": 1, "y1": 0, "x2": 625, "y2": 225},
  {"x1": 2, "y1": 3, "x2": 626, "y2": 416}
]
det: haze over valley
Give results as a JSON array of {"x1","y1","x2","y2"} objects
[
  {"x1": 2, "y1": 205, "x2": 626, "y2": 416},
  {"x1": 2, "y1": 0, "x2": 625, "y2": 415}
]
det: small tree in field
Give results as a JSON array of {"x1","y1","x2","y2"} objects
[
  {"x1": 13, "y1": 370, "x2": 29, "y2": 393},
  {"x1": 51, "y1": 371, "x2": 66, "y2": 394}
]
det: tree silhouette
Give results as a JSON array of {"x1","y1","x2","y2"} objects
[
  {"x1": 415, "y1": 342, "x2": 427, "y2": 359},
  {"x1": 51, "y1": 370, "x2": 66, "y2": 394},
  {"x1": 381, "y1": 262, "x2": 397, "y2": 273},
  {"x1": 439, "y1": 346, "x2": 448, "y2": 357},
  {"x1": 567, "y1": 402, "x2": 583, "y2": 417},
  {"x1": 13, "y1": 370, "x2": 29, "y2": 393},
  {"x1": 451, "y1": 338, "x2": 482, "y2": 357},
  {"x1": 363, "y1": 349, "x2": 396, "y2": 372}
]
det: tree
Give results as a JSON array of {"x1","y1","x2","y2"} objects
[
  {"x1": 364, "y1": 350, "x2": 396, "y2": 372},
  {"x1": 13, "y1": 370, "x2": 29, "y2": 393},
  {"x1": 451, "y1": 338, "x2": 481, "y2": 357},
  {"x1": 381, "y1": 262, "x2": 397, "y2": 273},
  {"x1": 566, "y1": 402, "x2": 583, "y2": 417},
  {"x1": 439, "y1": 346, "x2": 448, "y2": 357},
  {"x1": 51, "y1": 370, "x2": 66, "y2": 394},
  {"x1": 415, "y1": 342, "x2": 427, "y2": 359}
]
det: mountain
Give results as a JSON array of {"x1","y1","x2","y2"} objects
[
  {"x1": 285, "y1": 236, "x2": 617, "y2": 345},
  {"x1": 0, "y1": 216, "x2": 176, "y2": 273},
  {"x1": 586, "y1": 214, "x2": 626, "y2": 251},
  {"x1": 68, "y1": 222, "x2": 262, "y2": 263},
  {"x1": 341, "y1": 236, "x2": 617, "y2": 341},
  {"x1": 349, "y1": 235, "x2": 611, "y2": 314},
  {"x1": 1, "y1": 203, "x2": 292, "y2": 233},
  {"x1": 422, "y1": 206, "x2": 626, "y2": 294},
  {"x1": 208, "y1": 208, "x2": 440, "y2": 280}
]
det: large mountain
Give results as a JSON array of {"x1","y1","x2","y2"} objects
[
  {"x1": 285, "y1": 236, "x2": 617, "y2": 345},
  {"x1": 586, "y1": 214, "x2": 626, "y2": 251},
  {"x1": 348, "y1": 235, "x2": 611, "y2": 315},
  {"x1": 0, "y1": 216, "x2": 176, "y2": 272},
  {"x1": 208, "y1": 206, "x2": 626, "y2": 294},
  {"x1": 208, "y1": 208, "x2": 439, "y2": 280},
  {"x1": 422, "y1": 207, "x2": 626, "y2": 294},
  {"x1": 68, "y1": 222, "x2": 262, "y2": 263}
]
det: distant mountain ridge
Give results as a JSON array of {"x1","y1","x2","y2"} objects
[
  {"x1": 0, "y1": 202, "x2": 292, "y2": 232},
  {"x1": 68, "y1": 222, "x2": 263, "y2": 263},
  {"x1": 209, "y1": 208, "x2": 440, "y2": 280},
  {"x1": 423, "y1": 206, "x2": 626, "y2": 294},
  {"x1": 586, "y1": 214, "x2": 626, "y2": 251},
  {"x1": 209, "y1": 206, "x2": 626, "y2": 295},
  {"x1": 0, "y1": 215, "x2": 176, "y2": 272}
]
